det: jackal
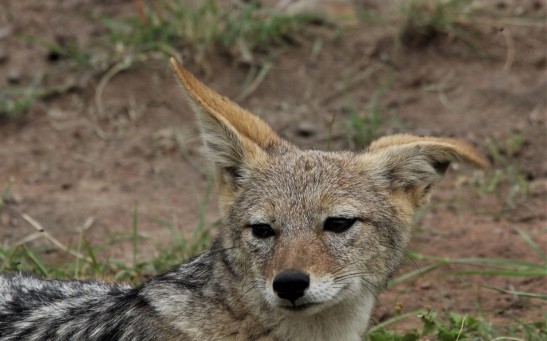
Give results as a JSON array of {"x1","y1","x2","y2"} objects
[{"x1": 0, "y1": 59, "x2": 487, "y2": 341}]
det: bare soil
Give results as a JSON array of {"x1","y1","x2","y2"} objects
[{"x1": 1, "y1": 0, "x2": 545, "y2": 331}]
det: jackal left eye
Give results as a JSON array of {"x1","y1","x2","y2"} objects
[
  {"x1": 324, "y1": 217, "x2": 357, "y2": 233},
  {"x1": 248, "y1": 224, "x2": 276, "y2": 239}
]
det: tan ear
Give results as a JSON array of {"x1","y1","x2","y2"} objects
[
  {"x1": 367, "y1": 134, "x2": 489, "y2": 169},
  {"x1": 366, "y1": 134, "x2": 488, "y2": 207},
  {"x1": 170, "y1": 58, "x2": 288, "y2": 213},
  {"x1": 170, "y1": 58, "x2": 281, "y2": 150}
]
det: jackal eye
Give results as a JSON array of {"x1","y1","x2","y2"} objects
[
  {"x1": 324, "y1": 217, "x2": 357, "y2": 233},
  {"x1": 249, "y1": 224, "x2": 276, "y2": 239}
]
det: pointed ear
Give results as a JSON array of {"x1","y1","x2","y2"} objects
[
  {"x1": 170, "y1": 58, "x2": 289, "y2": 210},
  {"x1": 366, "y1": 134, "x2": 488, "y2": 208}
]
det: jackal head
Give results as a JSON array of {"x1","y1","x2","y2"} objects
[{"x1": 171, "y1": 59, "x2": 487, "y2": 315}]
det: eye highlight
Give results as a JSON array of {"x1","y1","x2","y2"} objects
[
  {"x1": 248, "y1": 223, "x2": 276, "y2": 239},
  {"x1": 324, "y1": 217, "x2": 357, "y2": 233}
]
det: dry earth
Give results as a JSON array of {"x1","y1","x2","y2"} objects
[{"x1": 0, "y1": 0, "x2": 545, "y2": 331}]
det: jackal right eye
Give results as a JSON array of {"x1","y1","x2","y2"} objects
[
  {"x1": 324, "y1": 217, "x2": 357, "y2": 233},
  {"x1": 248, "y1": 224, "x2": 276, "y2": 239}
]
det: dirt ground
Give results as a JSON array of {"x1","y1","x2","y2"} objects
[{"x1": 0, "y1": 0, "x2": 545, "y2": 331}]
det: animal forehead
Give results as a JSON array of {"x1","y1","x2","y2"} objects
[
  {"x1": 242, "y1": 151, "x2": 381, "y2": 222},
  {"x1": 253, "y1": 150, "x2": 364, "y2": 192},
  {"x1": 275, "y1": 149, "x2": 355, "y2": 170}
]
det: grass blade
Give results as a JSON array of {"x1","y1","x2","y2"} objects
[
  {"x1": 23, "y1": 247, "x2": 49, "y2": 277},
  {"x1": 368, "y1": 308, "x2": 427, "y2": 334},
  {"x1": 132, "y1": 202, "x2": 139, "y2": 270},
  {"x1": 515, "y1": 227, "x2": 546, "y2": 261},
  {"x1": 484, "y1": 286, "x2": 547, "y2": 300},
  {"x1": 389, "y1": 261, "x2": 447, "y2": 287}
]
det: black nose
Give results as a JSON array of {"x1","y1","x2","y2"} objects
[{"x1": 272, "y1": 270, "x2": 310, "y2": 303}]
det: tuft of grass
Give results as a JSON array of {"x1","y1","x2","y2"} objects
[
  {"x1": 391, "y1": 251, "x2": 546, "y2": 284},
  {"x1": 0, "y1": 85, "x2": 39, "y2": 121},
  {"x1": 389, "y1": 228, "x2": 546, "y2": 290},
  {"x1": 367, "y1": 309, "x2": 546, "y2": 341},
  {"x1": 471, "y1": 132, "x2": 530, "y2": 215},
  {"x1": 0, "y1": 171, "x2": 216, "y2": 283},
  {"x1": 151, "y1": 172, "x2": 217, "y2": 273},
  {"x1": 19, "y1": 34, "x2": 92, "y2": 67},
  {"x1": 100, "y1": 0, "x2": 314, "y2": 66},
  {"x1": 1, "y1": 1, "x2": 315, "y2": 123},
  {"x1": 345, "y1": 101, "x2": 382, "y2": 148},
  {"x1": 344, "y1": 79, "x2": 391, "y2": 149},
  {"x1": 374, "y1": 228, "x2": 547, "y2": 339},
  {"x1": 0, "y1": 177, "x2": 15, "y2": 208},
  {"x1": 398, "y1": 0, "x2": 477, "y2": 48},
  {"x1": 0, "y1": 73, "x2": 84, "y2": 122}
]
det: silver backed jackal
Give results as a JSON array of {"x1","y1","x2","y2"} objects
[{"x1": 0, "y1": 59, "x2": 487, "y2": 341}]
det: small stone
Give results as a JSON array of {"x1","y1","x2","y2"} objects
[
  {"x1": 10, "y1": 192, "x2": 22, "y2": 205},
  {"x1": 529, "y1": 179, "x2": 547, "y2": 196},
  {"x1": 534, "y1": 55, "x2": 546, "y2": 69},
  {"x1": 496, "y1": 1, "x2": 507, "y2": 10},
  {"x1": 295, "y1": 121, "x2": 317, "y2": 137},
  {"x1": 514, "y1": 6, "x2": 525, "y2": 15},
  {"x1": 418, "y1": 280, "x2": 432, "y2": 290},
  {"x1": 280, "y1": 0, "x2": 358, "y2": 27},
  {"x1": 0, "y1": 50, "x2": 9, "y2": 64},
  {"x1": 0, "y1": 26, "x2": 12, "y2": 40},
  {"x1": 1, "y1": 213, "x2": 9, "y2": 226},
  {"x1": 7, "y1": 69, "x2": 21, "y2": 84}
]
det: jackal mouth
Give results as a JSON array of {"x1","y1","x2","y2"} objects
[{"x1": 280, "y1": 302, "x2": 318, "y2": 312}]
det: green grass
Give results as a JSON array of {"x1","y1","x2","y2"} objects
[
  {"x1": 0, "y1": 177, "x2": 15, "y2": 208},
  {"x1": 1, "y1": 0, "x2": 315, "y2": 121},
  {"x1": 0, "y1": 91, "x2": 34, "y2": 121},
  {"x1": 398, "y1": 0, "x2": 478, "y2": 48},
  {"x1": 0, "y1": 213, "x2": 214, "y2": 284},
  {"x1": 345, "y1": 98, "x2": 382, "y2": 148},
  {"x1": 19, "y1": 34, "x2": 92, "y2": 67},
  {"x1": 367, "y1": 309, "x2": 546, "y2": 340},
  {"x1": 0, "y1": 172, "x2": 216, "y2": 283},
  {"x1": 99, "y1": 0, "x2": 314, "y2": 66},
  {"x1": 389, "y1": 227, "x2": 546, "y2": 287},
  {"x1": 470, "y1": 132, "x2": 531, "y2": 217},
  {"x1": 0, "y1": 79, "x2": 42, "y2": 121},
  {"x1": 0, "y1": 66, "x2": 85, "y2": 121},
  {"x1": 344, "y1": 81, "x2": 390, "y2": 149},
  {"x1": 366, "y1": 227, "x2": 546, "y2": 340}
]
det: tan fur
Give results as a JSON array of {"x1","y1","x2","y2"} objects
[
  {"x1": 367, "y1": 134, "x2": 489, "y2": 169},
  {"x1": 170, "y1": 58, "x2": 281, "y2": 150}
]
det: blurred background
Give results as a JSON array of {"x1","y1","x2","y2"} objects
[{"x1": 0, "y1": 0, "x2": 545, "y2": 338}]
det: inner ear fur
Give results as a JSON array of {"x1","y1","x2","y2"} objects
[
  {"x1": 170, "y1": 58, "x2": 282, "y2": 151},
  {"x1": 366, "y1": 134, "x2": 488, "y2": 207},
  {"x1": 367, "y1": 134, "x2": 489, "y2": 169},
  {"x1": 169, "y1": 58, "x2": 291, "y2": 183}
]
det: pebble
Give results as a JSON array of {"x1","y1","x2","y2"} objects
[
  {"x1": 7, "y1": 69, "x2": 21, "y2": 84},
  {"x1": 295, "y1": 121, "x2": 317, "y2": 137},
  {"x1": 0, "y1": 49, "x2": 9, "y2": 64}
]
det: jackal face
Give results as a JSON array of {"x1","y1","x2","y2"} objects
[
  {"x1": 227, "y1": 150, "x2": 408, "y2": 315},
  {"x1": 170, "y1": 59, "x2": 487, "y2": 315}
]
